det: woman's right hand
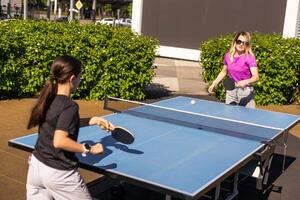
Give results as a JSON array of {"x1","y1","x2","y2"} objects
[
  {"x1": 89, "y1": 117, "x2": 114, "y2": 131},
  {"x1": 208, "y1": 65, "x2": 227, "y2": 94},
  {"x1": 208, "y1": 83, "x2": 216, "y2": 94},
  {"x1": 90, "y1": 143, "x2": 104, "y2": 155}
]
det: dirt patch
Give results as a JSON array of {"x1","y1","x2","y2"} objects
[{"x1": 258, "y1": 104, "x2": 300, "y2": 137}]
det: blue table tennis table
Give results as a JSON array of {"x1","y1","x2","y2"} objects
[{"x1": 8, "y1": 96, "x2": 300, "y2": 200}]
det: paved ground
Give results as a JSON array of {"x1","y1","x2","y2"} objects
[
  {"x1": 152, "y1": 57, "x2": 208, "y2": 96},
  {"x1": 1, "y1": 57, "x2": 299, "y2": 200}
]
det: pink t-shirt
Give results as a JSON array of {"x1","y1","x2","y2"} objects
[{"x1": 223, "y1": 52, "x2": 257, "y2": 82}]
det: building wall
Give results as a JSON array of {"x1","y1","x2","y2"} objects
[
  {"x1": 283, "y1": 0, "x2": 300, "y2": 38},
  {"x1": 1, "y1": 0, "x2": 21, "y2": 7},
  {"x1": 141, "y1": 0, "x2": 287, "y2": 50},
  {"x1": 1, "y1": 0, "x2": 22, "y2": 13}
]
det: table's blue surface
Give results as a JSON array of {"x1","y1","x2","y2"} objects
[{"x1": 9, "y1": 96, "x2": 300, "y2": 198}]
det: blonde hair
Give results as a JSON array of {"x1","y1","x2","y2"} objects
[{"x1": 229, "y1": 31, "x2": 254, "y2": 61}]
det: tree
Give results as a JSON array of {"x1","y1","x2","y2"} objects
[
  {"x1": 103, "y1": 4, "x2": 112, "y2": 16},
  {"x1": 127, "y1": 2, "x2": 132, "y2": 18}
]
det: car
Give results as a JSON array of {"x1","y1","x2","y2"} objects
[
  {"x1": 116, "y1": 18, "x2": 131, "y2": 27},
  {"x1": 95, "y1": 18, "x2": 115, "y2": 26},
  {"x1": 115, "y1": 18, "x2": 124, "y2": 25}
]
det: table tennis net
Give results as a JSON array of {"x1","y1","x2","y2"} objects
[{"x1": 104, "y1": 97, "x2": 281, "y2": 143}]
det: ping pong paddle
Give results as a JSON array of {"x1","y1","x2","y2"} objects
[
  {"x1": 111, "y1": 126, "x2": 135, "y2": 144},
  {"x1": 223, "y1": 77, "x2": 236, "y2": 91}
]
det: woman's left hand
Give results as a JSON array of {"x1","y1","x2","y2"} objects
[{"x1": 235, "y1": 80, "x2": 248, "y2": 88}]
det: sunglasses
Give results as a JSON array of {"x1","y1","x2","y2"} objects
[{"x1": 236, "y1": 39, "x2": 249, "y2": 46}]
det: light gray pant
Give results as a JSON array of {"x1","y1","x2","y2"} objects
[
  {"x1": 26, "y1": 154, "x2": 92, "y2": 200},
  {"x1": 226, "y1": 86, "x2": 255, "y2": 108}
]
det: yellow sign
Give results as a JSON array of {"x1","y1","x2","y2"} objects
[{"x1": 75, "y1": 0, "x2": 83, "y2": 10}]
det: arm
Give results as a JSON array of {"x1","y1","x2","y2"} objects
[
  {"x1": 236, "y1": 67, "x2": 259, "y2": 88},
  {"x1": 208, "y1": 65, "x2": 228, "y2": 93},
  {"x1": 53, "y1": 130, "x2": 103, "y2": 154},
  {"x1": 80, "y1": 116, "x2": 115, "y2": 130},
  {"x1": 89, "y1": 116, "x2": 114, "y2": 131},
  {"x1": 54, "y1": 106, "x2": 105, "y2": 155}
]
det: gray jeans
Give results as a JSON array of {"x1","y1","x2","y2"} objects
[
  {"x1": 26, "y1": 154, "x2": 92, "y2": 200},
  {"x1": 225, "y1": 86, "x2": 255, "y2": 108}
]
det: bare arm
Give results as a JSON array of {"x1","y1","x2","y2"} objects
[
  {"x1": 80, "y1": 116, "x2": 115, "y2": 130},
  {"x1": 89, "y1": 116, "x2": 114, "y2": 131},
  {"x1": 53, "y1": 130, "x2": 103, "y2": 154},
  {"x1": 208, "y1": 65, "x2": 228, "y2": 93},
  {"x1": 53, "y1": 107, "x2": 115, "y2": 155}
]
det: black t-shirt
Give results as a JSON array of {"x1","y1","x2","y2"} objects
[{"x1": 33, "y1": 95, "x2": 80, "y2": 170}]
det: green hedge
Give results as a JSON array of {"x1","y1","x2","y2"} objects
[
  {"x1": 200, "y1": 33, "x2": 300, "y2": 105},
  {"x1": 0, "y1": 20, "x2": 158, "y2": 100}
]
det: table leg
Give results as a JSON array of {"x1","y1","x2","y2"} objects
[{"x1": 225, "y1": 173, "x2": 239, "y2": 200}]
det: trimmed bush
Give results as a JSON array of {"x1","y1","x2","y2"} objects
[
  {"x1": 0, "y1": 20, "x2": 158, "y2": 100},
  {"x1": 200, "y1": 33, "x2": 300, "y2": 105}
]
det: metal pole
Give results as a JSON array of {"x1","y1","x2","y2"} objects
[
  {"x1": 91, "y1": 0, "x2": 96, "y2": 21},
  {"x1": 54, "y1": 0, "x2": 57, "y2": 17},
  {"x1": 58, "y1": 3, "x2": 61, "y2": 18},
  {"x1": 46, "y1": 0, "x2": 51, "y2": 20},
  {"x1": 69, "y1": 0, "x2": 74, "y2": 22},
  {"x1": 7, "y1": 1, "x2": 11, "y2": 18},
  {"x1": 23, "y1": 0, "x2": 27, "y2": 19},
  {"x1": 78, "y1": 7, "x2": 80, "y2": 20}
]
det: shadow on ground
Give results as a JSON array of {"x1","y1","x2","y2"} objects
[
  {"x1": 143, "y1": 83, "x2": 172, "y2": 99},
  {"x1": 143, "y1": 82, "x2": 218, "y2": 103}
]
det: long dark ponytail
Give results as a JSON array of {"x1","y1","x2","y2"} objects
[{"x1": 27, "y1": 55, "x2": 82, "y2": 129}]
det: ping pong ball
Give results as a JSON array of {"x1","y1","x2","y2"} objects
[{"x1": 190, "y1": 100, "x2": 196, "y2": 105}]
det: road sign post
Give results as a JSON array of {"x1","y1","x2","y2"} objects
[{"x1": 75, "y1": 0, "x2": 83, "y2": 20}]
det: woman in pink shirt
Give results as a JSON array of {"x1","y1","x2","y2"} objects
[{"x1": 208, "y1": 31, "x2": 259, "y2": 108}]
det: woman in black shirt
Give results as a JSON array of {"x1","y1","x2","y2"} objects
[{"x1": 27, "y1": 55, "x2": 113, "y2": 200}]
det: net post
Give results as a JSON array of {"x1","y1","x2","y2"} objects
[{"x1": 104, "y1": 97, "x2": 108, "y2": 110}]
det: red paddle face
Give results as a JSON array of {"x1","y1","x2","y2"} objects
[{"x1": 111, "y1": 126, "x2": 135, "y2": 144}]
